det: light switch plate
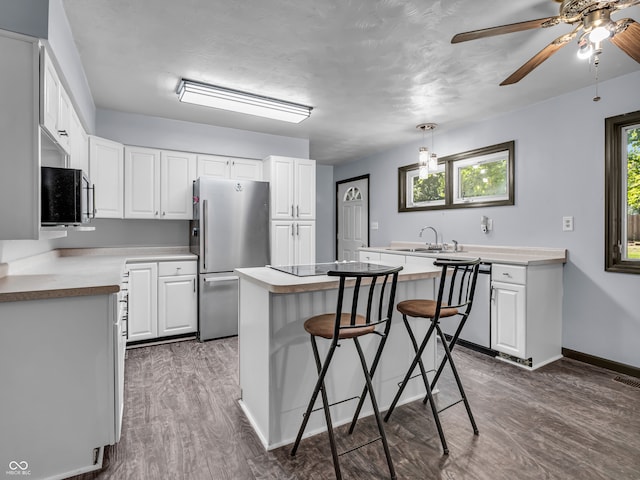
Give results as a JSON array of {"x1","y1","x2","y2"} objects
[
  {"x1": 371, "y1": 221, "x2": 379, "y2": 230},
  {"x1": 563, "y1": 216, "x2": 574, "y2": 231}
]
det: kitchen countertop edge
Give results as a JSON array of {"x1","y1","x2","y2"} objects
[{"x1": 0, "y1": 247, "x2": 197, "y2": 303}]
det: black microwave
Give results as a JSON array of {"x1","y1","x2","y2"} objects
[{"x1": 41, "y1": 167, "x2": 95, "y2": 226}]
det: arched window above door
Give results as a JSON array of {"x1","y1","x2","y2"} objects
[{"x1": 343, "y1": 186, "x2": 362, "y2": 202}]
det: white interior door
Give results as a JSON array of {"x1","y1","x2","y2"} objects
[{"x1": 336, "y1": 176, "x2": 369, "y2": 261}]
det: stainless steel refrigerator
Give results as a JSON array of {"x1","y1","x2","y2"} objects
[{"x1": 190, "y1": 177, "x2": 270, "y2": 340}]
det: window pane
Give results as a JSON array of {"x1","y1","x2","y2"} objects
[
  {"x1": 453, "y1": 152, "x2": 508, "y2": 203},
  {"x1": 409, "y1": 169, "x2": 445, "y2": 206},
  {"x1": 625, "y1": 124, "x2": 640, "y2": 261}
]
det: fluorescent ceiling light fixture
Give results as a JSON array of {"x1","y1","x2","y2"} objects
[{"x1": 176, "y1": 79, "x2": 312, "y2": 123}]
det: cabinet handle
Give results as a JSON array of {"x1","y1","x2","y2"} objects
[
  {"x1": 291, "y1": 205, "x2": 294, "y2": 217},
  {"x1": 291, "y1": 224, "x2": 294, "y2": 236},
  {"x1": 296, "y1": 205, "x2": 299, "y2": 217},
  {"x1": 155, "y1": 211, "x2": 159, "y2": 216},
  {"x1": 162, "y1": 211, "x2": 166, "y2": 216},
  {"x1": 91, "y1": 184, "x2": 97, "y2": 218},
  {"x1": 58, "y1": 130, "x2": 69, "y2": 137},
  {"x1": 490, "y1": 287, "x2": 495, "y2": 303},
  {"x1": 502, "y1": 272, "x2": 511, "y2": 277},
  {"x1": 193, "y1": 278, "x2": 196, "y2": 292},
  {"x1": 296, "y1": 223, "x2": 299, "y2": 236}
]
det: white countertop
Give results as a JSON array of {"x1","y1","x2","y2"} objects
[
  {"x1": 0, "y1": 247, "x2": 197, "y2": 302},
  {"x1": 361, "y1": 242, "x2": 567, "y2": 266},
  {"x1": 236, "y1": 261, "x2": 442, "y2": 294}
]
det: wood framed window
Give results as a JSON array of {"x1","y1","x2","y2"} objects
[
  {"x1": 605, "y1": 110, "x2": 640, "y2": 274},
  {"x1": 398, "y1": 141, "x2": 515, "y2": 212}
]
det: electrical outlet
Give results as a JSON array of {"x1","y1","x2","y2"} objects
[{"x1": 563, "y1": 216, "x2": 574, "y2": 232}]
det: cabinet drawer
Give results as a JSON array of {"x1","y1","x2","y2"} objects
[
  {"x1": 158, "y1": 261, "x2": 197, "y2": 277},
  {"x1": 492, "y1": 264, "x2": 526, "y2": 284}
]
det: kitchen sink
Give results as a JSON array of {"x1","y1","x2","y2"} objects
[{"x1": 386, "y1": 247, "x2": 432, "y2": 252}]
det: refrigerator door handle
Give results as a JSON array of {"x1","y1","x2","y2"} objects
[
  {"x1": 202, "y1": 199, "x2": 208, "y2": 271},
  {"x1": 204, "y1": 275, "x2": 239, "y2": 283}
]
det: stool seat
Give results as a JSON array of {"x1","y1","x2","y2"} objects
[
  {"x1": 304, "y1": 313, "x2": 372, "y2": 339},
  {"x1": 397, "y1": 299, "x2": 458, "y2": 319}
]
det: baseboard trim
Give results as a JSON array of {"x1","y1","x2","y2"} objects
[{"x1": 562, "y1": 348, "x2": 640, "y2": 379}]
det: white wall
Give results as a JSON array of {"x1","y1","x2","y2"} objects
[
  {"x1": 316, "y1": 164, "x2": 335, "y2": 262},
  {"x1": 334, "y1": 70, "x2": 640, "y2": 369},
  {"x1": 96, "y1": 109, "x2": 309, "y2": 160},
  {"x1": 0, "y1": 0, "x2": 48, "y2": 39}
]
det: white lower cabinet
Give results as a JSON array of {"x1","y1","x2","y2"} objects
[
  {"x1": 126, "y1": 260, "x2": 197, "y2": 343},
  {"x1": 490, "y1": 263, "x2": 563, "y2": 369},
  {"x1": 271, "y1": 221, "x2": 315, "y2": 265}
]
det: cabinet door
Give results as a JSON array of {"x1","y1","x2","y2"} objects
[
  {"x1": 158, "y1": 274, "x2": 198, "y2": 337},
  {"x1": 231, "y1": 158, "x2": 263, "y2": 180},
  {"x1": 41, "y1": 50, "x2": 59, "y2": 140},
  {"x1": 294, "y1": 159, "x2": 316, "y2": 219},
  {"x1": 269, "y1": 157, "x2": 295, "y2": 219},
  {"x1": 68, "y1": 110, "x2": 88, "y2": 174},
  {"x1": 56, "y1": 86, "x2": 71, "y2": 152},
  {"x1": 295, "y1": 221, "x2": 316, "y2": 264},
  {"x1": 359, "y1": 251, "x2": 381, "y2": 262},
  {"x1": 126, "y1": 263, "x2": 158, "y2": 342},
  {"x1": 197, "y1": 154, "x2": 229, "y2": 178},
  {"x1": 124, "y1": 146, "x2": 160, "y2": 219},
  {"x1": 491, "y1": 281, "x2": 526, "y2": 358},
  {"x1": 160, "y1": 151, "x2": 196, "y2": 220},
  {"x1": 89, "y1": 136, "x2": 124, "y2": 218},
  {"x1": 271, "y1": 221, "x2": 295, "y2": 266}
]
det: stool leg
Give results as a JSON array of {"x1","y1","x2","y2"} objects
[
  {"x1": 402, "y1": 314, "x2": 432, "y2": 394},
  {"x1": 291, "y1": 336, "x2": 341, "y2": 479},
  {"x1": 347, "y1": 323, "x2": 391, "y2": 435},
  {"x1": 353, "y1": 338, "x2": 396, "y2": 480},
  {"x1": 435, "y1": 324, "x2": 478, "y2": 435},
  {"x1": 384, "y1": 320, "x2": 437, "y2": 422}
]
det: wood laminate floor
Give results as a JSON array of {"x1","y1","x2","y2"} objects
[{"x1": 70, "y1": 338, "x2": 640, "y2": 480}]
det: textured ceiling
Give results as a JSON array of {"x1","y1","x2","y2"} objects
[{"x1": 62, "y1": 0, "x2": 640, "y2": 164}]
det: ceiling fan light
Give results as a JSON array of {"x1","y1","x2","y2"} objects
[
  {"x1": 589, "y1": 26, "x2": 611, "y2": 43},
  {"x1": 577, "y1": 40, "x2": 594, "y2": 59}
]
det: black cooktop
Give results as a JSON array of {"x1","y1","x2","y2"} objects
[{"x1": 269, "y1": 261, "x2": 394, "y2": 277}]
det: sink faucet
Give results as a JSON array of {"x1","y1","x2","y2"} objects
[{"x1": 418, "y1": 226, "x2": 439, "y2": 246}]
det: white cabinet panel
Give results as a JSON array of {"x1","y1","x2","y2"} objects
[
  {"x1": 160, "y1": 150, "x2": 196, "y2": 219},
  {"x1": 295, "y1": 221, "x2": 316, "y2": 265},
  {"x1": 271, "y1": 221, "x2": 295, "y2": 266},
  {"x1": 158, "y1": 274, "x2": 198, "y2": 336},
  {"x1": 267, "y1": 156, "x2": 295, "y2": 219},
  {"x1": 197, "y1": 154, "x2": 229, "y2": 178},
  {"x1": 491, "y1": 281, "x2": 526, "y2": 358},
  {"x1": 295, "y1": 158, "x2": 316, "y2": 219},
  {"x1": 231, "y1": 158, "x2": 263, "y2": 180},
  {"x1": 89, "y1": 136, "x2": 124, "y2": 219},
  {"x1": 68, "y1": 109, "x2": 88, "y2": 174},
  {"x1": 197, "y1": 155, "x2": 262, "y2": 180},
  {"x1": 125, "y1": 146, "x2": 159, "y2": 219},
  {"x1": 124, "y1": 147, "x2": 195, "y2": 220},
  {"x1": 126, "y1": 263, "x2": 158, "y2": 342},
  {"x1": 359, "y1": 251, "x2": 381, "y2": 262}
]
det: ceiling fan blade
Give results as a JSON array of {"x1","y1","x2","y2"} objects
[
  {"x1": 611, "y1": 19, "x2": 640, "y2": 63},
  {"x1": 500, "y1": 29, "x2": 579, "y2": 85},
  {"x1": 451, "y1": 17, "x2": 560, "y2": 44},
  {"x1": 613, "y1": 0, "x2": 640, "y2": 11}
]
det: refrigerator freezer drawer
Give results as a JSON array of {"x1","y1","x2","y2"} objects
[{"x1": 199, "y1": 273, "x2": 239, "y2": 341}]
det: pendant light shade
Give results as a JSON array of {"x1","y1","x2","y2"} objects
[{"x1": 417, "y1": 123, "x2": 438, "y2": 177}]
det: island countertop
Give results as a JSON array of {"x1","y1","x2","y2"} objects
[
  {"x1": 0, "y1": 247, "x2": 196, "y2": 302},
  {"x1": 235, "y1": 261, "x2": 442, "y2": 294}
]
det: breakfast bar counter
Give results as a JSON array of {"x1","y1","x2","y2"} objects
[{"x1": 235, "y1": 262, "x2": 442, "y2": 450}]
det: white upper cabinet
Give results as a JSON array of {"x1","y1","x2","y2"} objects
[
  {"x1": 89, "y1": 136, "x2": 124, "y2": 219},
  {"x1": 125, "y1": 147, "x2": 196, "y2": 220},
  {"x1": 197, "y1": 154, "x2": 263, "y2": 181},
  {"x1": 160, "y1": 150, "x2": 196, "y2": 220},
  {"x1": 41, "y1": 47, "x2": 71, "y2": 153},
  {"x1": 264, "y1": 156, "x2": 315, "y2": 220},
  {"x1": 68, "y1": 109, "x2": 88, "y2": 174}
]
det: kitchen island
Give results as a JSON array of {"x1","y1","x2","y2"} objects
[{"x1": 235, "y1": 261, "x2": 442, "y2": 450}]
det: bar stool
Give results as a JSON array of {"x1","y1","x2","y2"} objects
[
  {"x1": 290, "y1": 264, "x2": 403, "y2": 480},
  {"x1": 384, "y1": 258, "x2": 481, "y2": 455}
]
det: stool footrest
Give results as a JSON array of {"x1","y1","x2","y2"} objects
[
  {"x1": 306, "y1": 395, "x2": 360, "y2": 417},
  {"x1": 338, "y1": 436, "x2": 382, "y2": 457},
  {"x1": 437, "y1": 398, "x2": 463, "y2": 414},
  {"x1": 398, "y1": 369, "x2": 436, "y2": 387}
]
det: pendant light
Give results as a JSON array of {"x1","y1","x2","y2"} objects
[{"x1": 417, "y1": 123, "x2": 438, "y2": 178}]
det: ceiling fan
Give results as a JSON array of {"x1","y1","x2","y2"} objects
[{"x1": 451, "y1": 0, "x2": 640, "y2": 85}]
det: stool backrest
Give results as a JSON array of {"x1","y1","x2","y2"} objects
[
  {"x1": 434, "y1": 258, "x2": 481, "y2": 321},
  {"x1": 327, "y1": 265, "x2": 403, "y2": 339}
]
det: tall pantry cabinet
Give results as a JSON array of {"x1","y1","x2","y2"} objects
[{"x1": 263, "y1": 156, "x2": 316, "y2": 266}]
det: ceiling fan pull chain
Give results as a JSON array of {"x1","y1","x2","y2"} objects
[{"x1": 593, "y1": 54, "x2": 601, "y2": 102}]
